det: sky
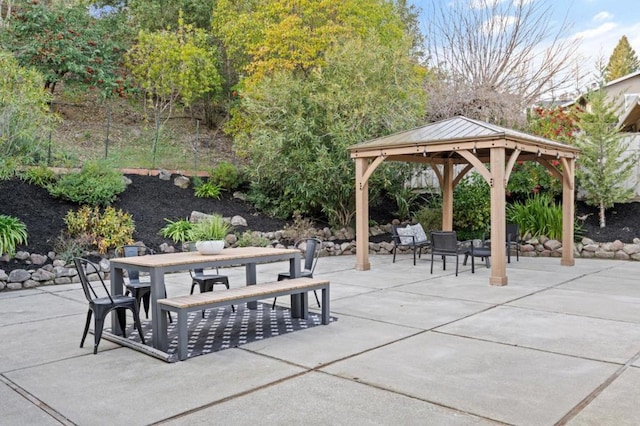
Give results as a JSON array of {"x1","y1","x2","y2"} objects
[{"x1": 409, "y1": 0, "x2": 640, "y2": 89}]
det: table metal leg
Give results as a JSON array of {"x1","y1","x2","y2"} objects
[
  {"x1": 246, "y1": 263, "x2": 258, "y2": 309},
  {"x1": 110, "y1": 267, "x2": 125, "y2": 335},
  {"x1": 150, "y1": 269, "x2": 165, "y2": 348},
  {"x1": 289, "y1": 254, "x2": 303, "y2": 318}
]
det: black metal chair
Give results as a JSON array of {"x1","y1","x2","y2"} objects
[
  {"x1": 74, "y1": 257, "x2": 146, "y2": 354},
  {"x1": 430, "y1": 231, "x2": 466, "y2": 276},
  {"x1": 463, "y1": 238, "x2": 491, "y2": 273},
  {"x1": 506, "y1": 223, "x2": 521, "y2": 263},
  {"x1": 121, "y1": 245, "x2": 171, "y2": 323},
  {"x1": 392, "y1": 224, "x2": 430, "y2": 265},
  {"x1": 272, "y1": 238, "x2": 322, "y2": 309},
  {"x1": 188, "y1": 246, "x2": 234, "y2": 315}
]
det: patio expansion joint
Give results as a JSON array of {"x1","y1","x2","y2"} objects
[
  {"x1": 323, "y1": 372, "x2": 512, "y2": 426},
  {"x1": 554, "y1": 349, "x2": 640, "y2": 425},
  {"x1": 0, "y1": 373, "x2": 75, "y2": 426},
  {"x1": 149, "y1": 368, "x2": 313, "y2": 425}
]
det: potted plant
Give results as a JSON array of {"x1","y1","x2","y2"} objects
[{"x1": 188, "y1": 214, "x2": 231, "y2": 255}]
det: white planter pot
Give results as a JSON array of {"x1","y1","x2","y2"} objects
[{"x1": 195, "y1": 240, "x2": 225, "y2": 255}]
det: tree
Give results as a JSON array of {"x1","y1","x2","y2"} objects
[
  {"x1": 229, "y1": 36, "x2": 427, "y2": 227},
  {"x1": 126, "y1": 15, "x2": 223, "y2": 167},
  {"x1": 423, "y1": 0, "x2": 581, "y2": 127},
  {"x1": 0, "y1": 51, "x2": 58, "y2": 172},
  {"x1": 2, "y1": 2, "x2": 132, "y2": 97},
  {"x1": 575, "y1": 89, "x2": 638, "y2": 228},
  {"x1": 212, "y1": 0, "x2": 417, "y2": 83},
  {"x1": 604, "y1": 36, "x2": 639, "y2": 82}
]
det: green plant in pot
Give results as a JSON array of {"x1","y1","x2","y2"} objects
[{"x1": 188, "y1": 214, "x2": 231, "y2": 255}]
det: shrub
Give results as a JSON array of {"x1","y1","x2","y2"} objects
[
  {"x1": 20, "y1": 166, "x2": 58, "y2": 188},
  {"x1": 453, "y1": 173, "x2": 490, "y2": 240},
  {"x1": 159, "y1": 218, "x2": 193, "y2": 243},
  {"x1": 48, "y1": 161, "x2": 126, "y2": 206},
  {"x1": 64, "y1": 206, "x2": 134, "y2": 254},
  {"x1": 393, "y1": 187, "x2": 420, "y2": 221},
  {"x1": 53, "y1": 233, "x2": 91, "y2": 262},
  {"x1": 235, "y1": 230, "x2": 271, "y2": 247},
  {"x1": 194, "y1": 180, "x2": 222, "y2": 199},
  {"x1": 210, "y1": 161, "x2": 240, "y2": 191},
  {"x1": 413, "y1": 206, "x2": 442, "y2": 234},
  {"x1": 0, "y1": 214, "x2": 28, "y2": 256},
  {"x1": 506, "y1": 193, "x2": 563, "y2": 240},
  {"x1": 282, "y1": 213, "x2": 316, "y2": 241}
]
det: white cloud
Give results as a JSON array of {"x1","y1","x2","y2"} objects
[
  {"x1": 470, "y1": 0, "x2": 501, "y2": 9},
  {"x1": 469, "y1": 0, "x2": 532, "y2": 9},
  {"x1": 592, "y1": 11, "x2": 613, "y2": 22},
  {"x1": 572, "y1": 22, "x2": 619, "y2": 40}
]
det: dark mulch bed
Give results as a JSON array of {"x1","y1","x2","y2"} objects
[
  {"x1": 1, "y1": 174, "x2": 639, "y2": 273},
  {"x1": 0, "y1": 174, "x2": 288, "y2": 272}
]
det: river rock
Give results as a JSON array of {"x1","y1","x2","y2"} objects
[
  {"x1": 8, "y1": 269, "x2": 30, "y2": 283},
  {"x1": 30, "y1": 253, "x2": 48, "y2": 265},
  {"x1": 31, "y1": 269, "x2": 55, "y2": 281},
  {"x1": 231, "y1": 215, "x2": 248, "y2": 227},
  {"x1": 174, "y1": 175, "x2": 190, "y2": 189}
]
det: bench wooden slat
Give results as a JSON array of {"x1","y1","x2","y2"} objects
[
  {"x1": 157, "y1": 277, "x2": 331, "y2": 361},
  {"x1": 158, "y1": 277, "x2": 329, "y2": 309}
]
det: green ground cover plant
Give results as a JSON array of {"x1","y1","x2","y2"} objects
[
  {"x1": 48, "y1": 161, "x2": 126, "y2": 206},
  {"x1": 0, "y1": 215, "x2": 28, "y2": 256}
]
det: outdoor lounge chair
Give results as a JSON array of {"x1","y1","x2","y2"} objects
[
  {"x1": 74, "y1": 257, "x2": 146, "y2": 354},
  {"x1": 463, "y1": 238, "x2": 491, "y2": 273},
  {"x1": 506, "y1": 223, "x2": 521, "y2": 263},
  {"x1": 430, "y1": 231, "x2": 466, "y2": 276},
  {"x1": 392, "y1": 224, "x2": 430, "y2": 265}
]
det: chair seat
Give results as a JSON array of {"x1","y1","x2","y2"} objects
[
  {"x1": 91, "y1": 295, "x2": 137, "y2": 307},
  {"x1": 125, "y1": 281, "x2": 150, "y2": 290},
  {"x1": 277, "y1": 270, "x2": 313, "y2": 280},
  {"x1": 192, "y1": 274, "x2": 228, "y2": 283}
]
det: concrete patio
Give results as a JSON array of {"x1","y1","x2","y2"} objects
[{"x1": 1, "y1": 254, "x2": 639, "y2": 425}]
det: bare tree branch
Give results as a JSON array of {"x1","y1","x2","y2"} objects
[{"x1": 423, "y1": 0, "x2": 583, "y2": 126}]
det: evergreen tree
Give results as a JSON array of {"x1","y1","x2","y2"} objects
[
  {"x1": 604, "y1": 35, "x2": 639, "y2": 82},
  {"x1": 575, "y1": 90, "x2": 638, "y2": 227}
]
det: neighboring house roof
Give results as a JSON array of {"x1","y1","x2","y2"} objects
[
  {"x1": 559, "y1": 70, "x2": 640, "y2": 131},
  {"x1": 620, "y1": 100, "x2": 640, "y2": 131},
  {"x1": 605, "y1": 70, "x2": 640, "y2": 87}
]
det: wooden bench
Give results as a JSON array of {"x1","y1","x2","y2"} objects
[{"x1": 157, "y1": 277, "x2": 330, "y2": 360}]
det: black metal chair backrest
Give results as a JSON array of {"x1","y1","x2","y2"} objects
[
  {"x1": 300, "y1": 238, "x2": 321, "y2": 273},
  {"x1": 121, "y1": 245, "x2": 154, "y2": 282},
  {"x1": 430, "y1": 231, "x2": 459, "y2": 254},
  {"x1": 74, "y1": 257, "x2": 114, "y2": 304},
  {"x1": 506, "y1": 223, "x2": 520, "y2": 242}
]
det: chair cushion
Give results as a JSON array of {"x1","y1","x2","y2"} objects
[
  {"x1": 411, "y1": 224, "x2": 428, "y2": 243},
  {"x1": 396, "y1": 226, "x2": 415, "y2": 244}
]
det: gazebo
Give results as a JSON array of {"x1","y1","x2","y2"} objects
[{"x1": 348, "y1": 116, "x2": 580, "y2": 285}]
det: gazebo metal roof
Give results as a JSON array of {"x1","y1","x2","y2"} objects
[{"x1": 350, "y1": 116, "x2": 579, "y2": 159}]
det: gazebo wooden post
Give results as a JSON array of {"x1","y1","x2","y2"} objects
[
  {"x1": 561, "y1": 158, "x2": 576, "y2": 266},
  {"x1": 442, "y1": 160, "x2": 454, "y2": 231},
  {"x1": 354, "y1": 157, "x2": 371, "y2": 271},
  {"x1": 489, "y1": 147, "x2": 508, "y2": 285}
]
